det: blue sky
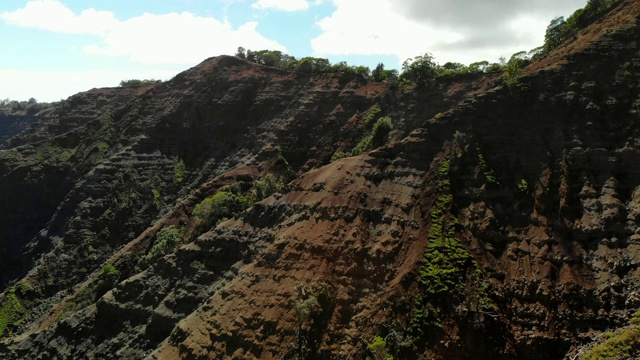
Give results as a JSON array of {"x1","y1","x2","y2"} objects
[{"x1": 1, "y1": 0, "x2": 587, "y2": 102}]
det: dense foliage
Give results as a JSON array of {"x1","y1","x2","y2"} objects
[
  {"x1": 119, "y1": 79, "x2": 162, "y2": 87},
  {"x1": 332, "y1": 106, "x2": 394, "y2": 161},
  {"x1": 0, "y1": 98, "x2": 51, "y2": 113},
  {"x1": 236, "y1": 47, "x2": 380, "y2": 79}
]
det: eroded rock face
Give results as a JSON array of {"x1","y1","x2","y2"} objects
[{"x1": 1, "y1": 1, "x2": 640, "y2": 359}]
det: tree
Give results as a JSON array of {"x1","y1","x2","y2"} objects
[
  {"x1": 235, "y1": 46, "x2": 246, "y2": 59},
  {"x1": 371, "y1": 116, "x2": 393, "y2": 149},
  {"x1": 468, "y1": 61, "x2": 489, "y2": 73},
  {"x1": 543, "y1": 16, "x2": 566, "y2": 52},
  {"x1": 119, "y1": 79, "x2": 160, "y2": 87},
  {"x1": 503, "y1": 58, "x2": 522, "y2": 88},
  {"x1": 400, "y1": 53, "x2": 437, "y2": 86}
]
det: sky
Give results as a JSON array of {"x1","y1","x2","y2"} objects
[{"x1": 1, "y1": 0, "x2": 588, "y2": 102}]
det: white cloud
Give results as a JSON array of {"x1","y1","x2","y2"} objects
[
  {"x1": 312, "y1": 0, "x2": 587, "y2": 65},
  {"x1": 251, "y1": 0, "x2": 310, "y2": 12},
  {"x1": 83, "y1": 13, "x2": 285, "y2": 65},
  {"x1": 2, "y1": 0, "x2": 286, "y2": 65},
  {"x1": 0, "y1": 69, "x2": 180, "y2": 102},
  {"x1": 1, "y1": 0, "x2": 117, "y2": 36},
  {"x1": 311, "y1": 0, "x2": 462, "y2": 64}
]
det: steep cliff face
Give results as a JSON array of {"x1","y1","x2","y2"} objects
[{"x1": 1, "y1": 1, "x2": 639, "y2": 359}]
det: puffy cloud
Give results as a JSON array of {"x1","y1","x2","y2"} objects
[
  {"x1": 1, "y1": 0, "x2": 117, "y2": 35},
  {"x1": 0, "y1": 69, "x2": 180, "y2": 102},
  {"x1": 312, "y1": 0, "x2": 586, "y2": 65},
  {"x1": 251, "y1": 0, "x2": 310, "y2": 12},
  {"x1": 83, "y1": 13, "x2": 285, "y2": 65},
  {"x1": 2, "y1": 0, "x2": 285, "y2": 65},
  {"x1": 392, "y1": 0, "x2": 585, "y2": 29}
]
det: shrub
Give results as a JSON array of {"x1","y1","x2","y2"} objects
[
  {"x1": 363, "y1": 104, "x2": 382, "y2": 128},
  {"x1": 582, "y1": 310, "x2": 640, "y2": 360},
  {"x1": 255, "y1": 173, "x2": 283, "y2": 201},
  {"x1": 503, "y1": 58, "x2": 522, "y2": 88},
  {"x1": 0, "y1": 287, "x2": 28, "y2": 337},
  {"x1": 99, "y1": 264, "x2": 120, "y2": 283},
  {"x1": 173, "y1": 158, "x2": 186, "y2": 184},
  {"x1": 292, "y1": 283, "x2": 336, "y2": 359},
  {"x1": 371, "y1": 116, "x2": 393, "y2": 149},
  {"x1": 193, "y1": 184, "x2": 253, "y2": 224},
  {"x1": 367, "y1": 336, "x2": 394, "y2": 360},
  {"x1": 517, "y1": 179, "x2": 528, "y2": 192},
  {"x1": 332, "y1": 116, "x2": 394, "y2": 160},
  {"x1": 119, "y1": 79, "x2": 161, "y2": 87},
  {"x1": 137, "y1": 226, "x2": 183, "y2": 269}
]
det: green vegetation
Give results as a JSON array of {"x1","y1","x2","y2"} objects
[
  {"x1": 367, "y1": 336, "x2": 394, "y2": 360},
  {"x1": 349, "y1": 116, "x2": 393, "y2": 156},
  {"x1": 363, "y1": 104, "x2": 383, "y2": 127},
  {"x1": 517, "y1": 179, "x2": 528, "y2": 192},
  {"x1": 0, "y1": 286, "x2": 29, "y2": 337},
  {"x1": 151, "y1": 187, "x2": 161, "y2": 208},
  {"x1": 36, "y1": 144, "x2": 76, "y2": 163},
  {"x1": 255, "y1": 173, "x2": 284, "y2": 201},
  {"x1": 99, "y1": 264, "x2": 120, "y2": 283},
  {"x1": 173, "y1": 158, "x2": 186, "y2": 184},
  {"x1": 399, "y1": 53, "x2": 506, "y2": 87},
  {"x1": 503, "y1": 58, "x2": 523, "y2": 88},
  {"x1": 56, "y1": 286, "x2": 95, "y2": 322},
  {"x1": 582, "y1": 310, "x2": 640, "y2": 360},
  {"x1": 233, "y1": 1, "x2": 621, "y2": 91},
  {"x1": 332, "y1": 112, "x2": 394, "y2": 161},
  {"x1": 15, "y1": 280, "x2": 33, "y2": 297},
  {"x1": 477, "y1": 151, "x2": 498, "y2": 185},
  {"x1": 412, "y1": 157, "x2": 493, "y2": 340},
  {"x1": 56, "y1": 267, "x2": 121, "y2": 322},
  {"x1": 400, "y1": 53, "x2": 438, "y2": 86},
  {"x1": 137, "y1": 226, "x2": 184, "y2": 270},
  {"x1": 371, "y1": 63, "x2": 399, "y2": 83},
  {"x1": 0, "y1": 97, "x2": 51, "y2": 113},
  {"x1": 293, "y1": 283, "x2": 336, "y2": 360},
  {"x1": 542, "y1": 0, "x2": 622, "y2": 53},
  {"x1": 236, "y1": 48, "x2": 373, "y2": 78},
  {"x1": 193, "y1": 183, "x2": 253, "y2": 225},
  {"x1": 119, "y1": 79, "x2": 161, "y2": 87}
]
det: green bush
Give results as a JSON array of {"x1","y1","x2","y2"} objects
[
  {"x1": 363, "y1": 104, "x2": 382, "y2": 128},
  {"x1": 503, "y1": 58, "x2": 522, "y2": 88},
  {"x1": 0, "y1": 287, "x2": 28, "y2": 337},
  {"x1": 193, "y1": 184, "x2": 253, "y2": 226},
  {"x1": 332, "y1": 116, "x2": 394, "y2": 161},
  {"x1": 517, "y1": 179, "x2": 528, "y2": 192},
  {"x1": 138, "y1": 226, "x2": 184, "y2": 269},
  {"x1": 119, "y1": 79, "x2": 161, "y2": 87},
  {"x1": 367, "y1": 336, "x2": 394, "y2": 360},
  {"x1": 255, "y1": 173, "x2": 283, "y2": 201},
  {"x1": 371, "y1": 116, "x2": 393, "y2": 149},
  {"x1": 173, "y1": 158, "x2": 186, "y2": 184},
  {"x1": 582, "y1": 310, "x2": 640, "y2": 360},
  {"x1": 99, "y1": 264, "x2": 120, "y2": 283}
]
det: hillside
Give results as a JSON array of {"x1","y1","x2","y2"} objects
[{"x1": 1, "y1": 0, "x2": 640, "y2": 359}]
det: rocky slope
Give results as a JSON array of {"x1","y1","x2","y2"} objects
[{"x1": 1, "y1": 0, "x2": 640, "y2": 359}]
